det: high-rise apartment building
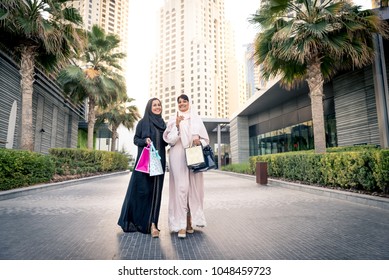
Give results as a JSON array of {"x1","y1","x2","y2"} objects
[
  {"x1": 244, "y1": 43, "x2": 271, "y2": 99},
  {"x1": 225, "y1": 21, "x2": 246, "y2": 117},
  {"x1": 70, "y1": 0, "x2": 130, "y2": 71},
  {"x1": 149, "y1": 0, "x2": 230, "y2": 119},
  {"x1": 372, "y1": 0, "x2": 389, "y2": 8},
  {"x1": 244, "y1": 43, "x2": 258, "y2": 99}
]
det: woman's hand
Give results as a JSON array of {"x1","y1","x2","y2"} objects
[
  {"x1": 193, "y1": 138, "x2": 201, "y2": 146},
  {"x1": 145, "y1": 138, "x2": 151, "y2": 145},
  {"x1": 176, "y1": 112, "x2": 184, "y2": 128}
]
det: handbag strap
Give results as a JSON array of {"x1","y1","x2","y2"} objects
[
  {"x1": 150, "y1": 142, "x2": 161, "y2": 160},
  {"x1": 187, "y1": 119, "x2": 201, "y2": 148}
]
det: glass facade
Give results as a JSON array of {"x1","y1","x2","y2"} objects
[{"x1": 249, "y1": 114, "x2": 337, "y2": 156}]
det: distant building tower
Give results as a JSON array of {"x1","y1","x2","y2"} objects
[
  {"x1": 372, "y1": 0, "x2": 388, "y2": 8},
  {"x1": 70, "y1": 0, "x2": 130, "y2": 73},
  {"x1": 149, "y1": 0, "x2": 230, "y2": 119},
  {"x1": 225, "y1": 21, "x2": 245, "y2": 117}
]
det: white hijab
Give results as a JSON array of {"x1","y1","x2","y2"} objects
[{"x1": 166, "y1": 108, "x2": 209, "y2": 148}]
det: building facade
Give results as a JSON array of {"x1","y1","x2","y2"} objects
[{"x1": 0, "y1": 51, "x2": 84, "y2": 153}]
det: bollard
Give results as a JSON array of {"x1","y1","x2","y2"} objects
[{"x1": 256, "y1": 162, "x2": 268, "y2": 185}]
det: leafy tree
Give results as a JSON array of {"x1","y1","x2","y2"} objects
[
  {"x1": 58, "y1": 25, "x2": 127, "y2": 149},
  {"x1": 96, "y1": 97, "x2": 140, "y2": 152},
  {"x1": 250, "y1": 0, "x2": 389, "y2": 153},
  {"x1": 0, "y1": 0, "x2": 85, "y2": 151}
]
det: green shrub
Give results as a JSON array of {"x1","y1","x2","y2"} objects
[
  {"x1": 372, "y1": 149, "x2": 389, "y2": 193},
  {"x1": 249, "y1": 146, "x2": 388, "y2": 193},
  {"x1": 0, "y1": 149, "x2": 55, "y2": 190},
  {"x1": 0, "y1": 147, "x2": 129, "y2": 191},
  {"x1": 49, "y1": 148, "x2": 129, "y2": 175},
  {"x1": 326, "y1": 145, "x2": 379, "y2": 153},
  {"x1": 222, "y1": 162, "x2": 251, "y2": 174}
]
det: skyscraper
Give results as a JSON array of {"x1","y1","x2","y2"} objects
[
  {"x1": 149, "y1": 0, "x2": 230, "y2": 119},
  {"x1": 371, "y1": 0, "x2": 389, "y2": 8},
  {"x1": 70, "y1": 0, "x2": 130, "y2": 71},
  {"x1": 225, "y1": 21, "x2": 246, "y2": 117}
]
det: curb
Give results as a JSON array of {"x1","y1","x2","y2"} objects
[
  {"x1": 0, "y1": 170, "x2": 130, "y2": 201},
  {"x1": 216, "y1": 170, "x2": 389, "y2": 211}
]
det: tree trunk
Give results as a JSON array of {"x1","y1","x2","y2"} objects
[
  {"x1": 87, "y1": 97, "x2": 96, "y2": 149},
  {"x1": 19, "y1": 46, "x2": 37, "y2": 151},
  {"x1": 111, "y1": 124, "x2": 118, "y2": 152},
  {"x1": 306, "y1": 61, "x2": 326, "y2": 154}
]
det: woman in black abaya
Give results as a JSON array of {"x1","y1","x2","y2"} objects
[{"x1": 118, "y1": 98, "x2": 167, "y2": 238}]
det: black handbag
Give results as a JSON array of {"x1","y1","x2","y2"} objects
[{"x1": 191, "y1": 145, "x2": 217, "y2": 173}]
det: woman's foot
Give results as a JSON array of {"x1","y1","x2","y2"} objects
[
  {"x1": 186, "y1": 211, "x2": 194, "y2": 233},
  {"x1": 186, "y1": 227, "x2": 194, "y2": 234},
  {"x1": 151, "y1": 223, "x2": 159, "y2": 238},
  {"x1": 186, "y1": 225, "x2": 194, "y2": 234},
  {"x1": 178, "y1": 229, "x2": 186, "y2": 238}
]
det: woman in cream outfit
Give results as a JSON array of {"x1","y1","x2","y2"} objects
[{"x1": 163, "y1": 94, "x2": 209, "y2": 238}]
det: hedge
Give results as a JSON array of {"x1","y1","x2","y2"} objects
[
  {"x1": 49, "y1": 148, "x2": 129, "y2": 175},
  {"x1": 0, "y1": 149, "x2": 55, "y2": 190},
  {"x1": 250, "y1": 147, "x2": 389, "y2": 193},
  {"x1": 0, "y1": 148, "x2": 129, "y2": 191}
]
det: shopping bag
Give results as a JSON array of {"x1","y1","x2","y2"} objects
[
  {"x1": 135, "y1": 144, "x2": 150, "y2": 173},
  {"x1": 192, "y1": 145, "x2": 217, "y2": 173},
  {"x1": 149, "y1": 142, "x2": 164, "y2": 176},
  {"x1": 185, "y1": 144, "x2": 206, "y2": 170},
  {"x1": 203, "y1": 145, "x2": 216, "y2": 170}
]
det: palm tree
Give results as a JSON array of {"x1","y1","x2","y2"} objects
[
  {"x1": 96, "y1": 97, "x2": 140, "y2": 151},
  {"x1": 58, "y1": 25, "x2": 127, "y2": 149},
  {"x1": 249, "y1": 0, "x2": 389, "y2": 153},
  {"x1": 0, "y1": 0, "x2": 85, "y2": 151}
]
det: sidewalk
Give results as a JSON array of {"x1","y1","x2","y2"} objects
[
  {"x1": 0, "y1": 171, "x2": 130, "y2": 201},
  {"x1": 220, "y1": 171, "x2": 389, "y2": 211},
  {"x1": 1, "y1": 170, "x2": 387, "y2": 211},
  {"x1": 0, "y1": 170, "x2": 388, "y2": 260}
]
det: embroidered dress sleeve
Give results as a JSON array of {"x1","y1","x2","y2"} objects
[
  {"x1": 163, "y1": 117, "x2": 180, "y2": 146},
  {"x1": 191, "y1": 117, "x2": 209, "y2": 146}
]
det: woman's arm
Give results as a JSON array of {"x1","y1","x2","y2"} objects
[
  {"x1": 163, "y1": 117, "x2": 180, "y2": 146},
  {"x1": 133, "y1": 120, "x2": 150, "y2": 147},
  {"x1": 192, "y1": 135, "x2": 208, "y2": 146}
]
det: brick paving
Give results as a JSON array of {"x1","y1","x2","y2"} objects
[{"x1": 0, "y1": 171, "x2": 388, "y2": 260}]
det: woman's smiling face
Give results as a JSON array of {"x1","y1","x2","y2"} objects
[
  {"x1": 151, "y1": 99, "x2": 162, "y2": 115},
  {"x1": 178, "y1": 98, "x2": 189, "y2": 112}
]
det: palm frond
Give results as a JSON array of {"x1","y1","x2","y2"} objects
[
  {"x1": 249, "y1": 0, "x2": 388, "y2": 90},
  {"x1": 0, "y1": 0, "x2": 85, "y2": 73},
  {"x1": 96, "y1": 98, "x2": 140, "y2": 131}
]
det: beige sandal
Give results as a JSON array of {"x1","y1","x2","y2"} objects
[
  {"x1": 178, "y1": 229, "x2": 186, "y2": 238},
  {"x1": 151, "y1": 223, "x2": 159, "y2": 238}
]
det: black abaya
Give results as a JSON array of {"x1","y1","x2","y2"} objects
[{"x1": 118, "y1": 113, "x2": 167, "y2": 234}]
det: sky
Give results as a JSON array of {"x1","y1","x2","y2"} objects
[{"x1": 118, "y1": 0, "x2": 371, "y2": 155}]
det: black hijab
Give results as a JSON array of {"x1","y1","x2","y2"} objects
[{"x1": 140, "y1": 98, "x2": 166, "y2": 140}]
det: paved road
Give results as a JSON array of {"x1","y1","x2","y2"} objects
[{"x1": 0, "y1": 171, "x2": 388, "y2": 260}]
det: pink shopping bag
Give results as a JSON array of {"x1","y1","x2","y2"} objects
[{"x1": 135, "y1": 144, "x2": 150, "y2": 173}]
